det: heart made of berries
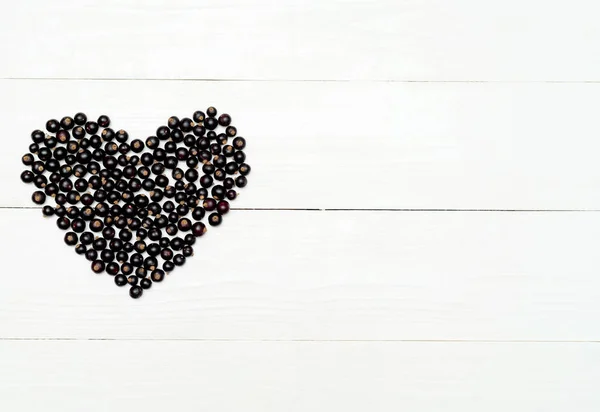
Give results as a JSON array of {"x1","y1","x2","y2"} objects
[{"x1": 20, "y1": 108, "x2": 250, "y2": 299}]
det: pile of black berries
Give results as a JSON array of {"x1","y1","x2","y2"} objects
[{"x1": 20, "y1": 108, "x2": 250, "y2": 299}]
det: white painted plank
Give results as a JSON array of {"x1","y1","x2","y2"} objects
[
  {"x1": 1, "y1": 340, "x2": 599, "y2": 412},
  {"x1": 5, "y1": 79, "x2": 600, "y2": 209},
  {"x1": 1, "y1": 209, "x2": 599, "y2": 340},
  {"x1": 1, "y1": 0, "x2": 600, "y2": 81}
]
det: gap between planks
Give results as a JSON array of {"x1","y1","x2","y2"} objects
[
  {"x1": 1, "y1": 338, "x2": 600, "y2": 343},
  {"x1": 5, "y1": 78, "x2": 600, "y2": 84}
]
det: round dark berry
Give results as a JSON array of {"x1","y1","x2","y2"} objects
[
  {"x1": 173, "y1": 254, "x2": 186, "y2": 266},
  {"x1": 239, "y1": 163, "x2": 251, "y2": 176},
  {"x1": 151, "y1": 269, "x2": 165, "y2": 282},
  {"x1": 91, "y1": 260, "x2": 105, "y2": 273},
  {"x1": 208, "y1": 212, "x2": 222, "y2": 226},
  {"x1": 167, "y1": 116, "x2": 179, "y2": 129},
  {"x1": 236, "y1": 175, "x2": 248, "y2": 188},
  {"x1": 32, "y1": 191, "x2": 46, "y2": 205},
  {"x1": 80, "y1": 232, "x2": 94, "y2": 245},
  {"x1": 64, "y1": 232, "x2": 78, "y2": 246},
  {"x1": 85, "y1": 249, "x2": 98, "y2": 261},
  {"x1": 46, "y1": 119, "x2": 60, "y2": 133},
  {"x1": 140, "y1": 278, "x2": 152, "y2": 289},
  {"x1": 191, "y1": 222, "x2": 206, "y2": 237},
  {"x1": 106, "y1": 262, "x2": 120, "y2": 276},
  {"x1": 233, "y1": 136, "x2": 246, "y2": 150},
  {"x1": 115, "y1": 274, "x2": 127, "y2": 286},
  {"x1": 157, "y1": 126, "x2": 170, "y2": 140},
  {"x1": 205, "y1": 117, "x2": 218, "y2": 130},
  {"x1": 21, "y1": 171, "x2": 35, "y2": 183},
  {"x1": 129, "y1": 286, "x2": 143, "y2": 299},
  {"x1": 203, "y1": 198, "x2": 217, "y2": 211},
  {"x1": 218, "y1": 113, "x2": 231, "y2": 126}
]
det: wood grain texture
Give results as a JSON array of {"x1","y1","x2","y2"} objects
[
  {"x1": 6, "y1": 79, "x2": 600, "y2": 209},
  {"x1": 1, "y1": 0, "x2": 600, "y2": 81},
  {"x1": 1, "y1": 340, "x2": 599, "y2": 412},
  {"x1": 2, "y1": 209, "x2": 600, "y2": 340},
  {"x1": 4, "y1": 0, "x2": 600, "y2": 407}
]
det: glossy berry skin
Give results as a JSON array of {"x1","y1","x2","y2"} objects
[
  {"x1": 22, "y1": 153, "x2": 34, "y2": 166},
  {"x1": 116, "y1": 251, "x2": 129, "y2": 263},
  {"x1": 100, "y1": 249, "x2": 115, "y2": 263},
  {"x1": 217, "y1": 200, "x2": 230, "y2": 214},
  {"x1": 233, "y1": 136, "x2": 246, "y2": 150},
  {"x1": 129, "y1": 286, "x2": 143, "y2": 299},
  {"x1": 135, "y1": 267, "x2": 147, "y2": 278},
  {"x1": 93, "y1": 238, "x2": 108, "y2": 251},
  {"x1": 91, "y1": 260, "x2": 105, "y2": 274},
  {"x1": 106, "y1": 262, "x2": 120, "y2": 276},
  {"x1": 72, "y1": 126, "x2": 86, "y2": 139},
  {"x1": 32, "y1": 161, "x2": 45, "y2": 175},
  {"x1": 208, "y1": 212, "x2": 222, "y2": 226},
  {"x1": 225, "y1": 162, "x2": 238, "y2": 175},
  {"x1": 239, "y1": 163, "x2": 251, "y2": 176},
  {"x1": 157, "y1": 126, "x2": 170, "y2": 140},
  {"x1": 160, "y1": 248, "x2": 173, "y2": 261},
  {"x1": 85, "y1": 121, "x2": 99, "y2": 135},
  {"x1": 115, "y1": 274, "x2": 127, "y2": 286},
  {"x1": 46, "y1": 119, "x2": 60, "y2": 133},
  {"x1": 206, "y1": 106, "x2": 217, "y2": 117},
  {"x1": 180, "y1": 118, "x2": 193, "y2": 132},
  {"x1": 211, "y1": 185, "x2": 226, "y2": 200},
  {"x1": 226, "y1": 126, "x2": 237, "y2": 137},
  {"x1": 191, "y1": 207, "x2": 206, "y2": 222},
  {"x1": 192, "y1": 222, "x2": 206, "y2": 237},
  {"x1": 223, "y1": 177, "x2": 235, "y2": 189},
  {"x1": 116, "y1": 129, "x2": 128, "y2": 143},
  {"x1": 21, "y1": 171, "x2": 35, "y2": 183},
  {"x1": 218, "y1": 113, "x2": 231, "y2": 126},
  {"x1": 173, "y1": 254, "x2": 186, "y2": 266},
  {"x1": 130, "y1": 253, "x2": 144, "y2": 267},
  {"x1": 31, "y1": 130, "x2": 45, "y2": 143},
  {"x1": 64, "y1": 232, "x2": 78, "y2": 246},
  {"x1": 144, "y1": 257, "x2": 158, "y2": 271},
  {"x1": 177, "y1": 218, "x2": 192, "y2": 232},
  {"x1": 42, "y1": 205, "x2": 55, "y2": 216},
  {"x1": 168, "y1": 116, "x2": 180, "y2": 129},
  {"x1": 170, "y1": 237, "x2": 184, "y2": 251},
  {"x1": 73, "y1": 112, "x2": 87, "y2": 125},
  {"x1": 193, "y1": 111, "x2": 205, "y2": 123},
  {"x1": 90, "y1": 218, "x2": 104, "y2": 232},
  {"x1": 146, "y1": 135, "x2": 159, "y2": 149},
  {"x1": 203, "y1": 198, "x2": 217, "y2": 211},
  {"x1": 236, "y1": 176, "x2": 248, "y2": 188},
  {"x1": 204, "y1": 117, "x2": 218, "y2": 130},
  {"x1": 80, "y1": 232, "x2": 94, "y2": 245},
  {"x1": 131, "y1": 139, "x2": 144, "y2": 153},
  {"x1": 97, "y1": 115, "x2": 110, "y2": 127},
  {"x1": 85, "y1": 249, "x2": 98, "y2": 261},
  {"x1": 140, "y1": 278, "x2": 152, "y2": 289},
  {"x1": 65, "y1": 207, "x2": 80, "y2": 220},
  {"x1": 151, "y1": 269, "x2": 165, "y2": 282},
  {"x1": 147, "y1": 243, "x2": 161, "y2": 257},
  {"x1": 32, "y1": 191, "x2": 46, "y2": 204},
  {"x1": 71, "y1": 219, "x2": 86, "y2": 233}
]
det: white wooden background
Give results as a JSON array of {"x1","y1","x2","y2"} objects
[{"x1": 1, "y1": 0, "x2": 600, "y2": 410}]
